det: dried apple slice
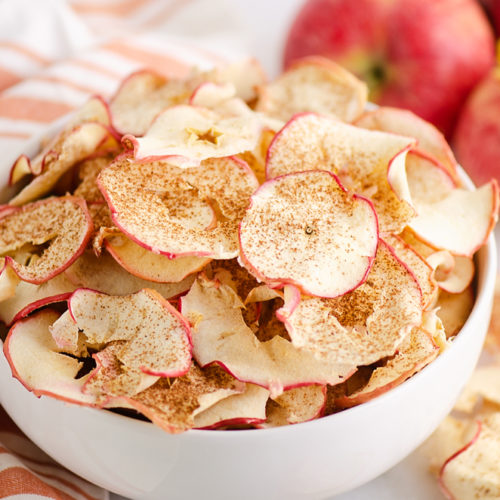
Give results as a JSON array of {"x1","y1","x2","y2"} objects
[
  {"x1": 277, "y1": 239, "x2": 423, "y2": 366},
  {"x1": 0, "y1": 273, "x2": 76, "y2": 325},
  {"x1": 181, "y1": 276, "x2": 355, "y2": 397},
  {"x1": 82, "y1": 343, "x2": 159, "y2": 407},
  {"x1": 261, "y1": 385, "x2": 326, "y2": 428},
  {"x1": 194, "y1": 383, "x2": 269, "y2": 429},
  {"x1": 355, "y1": 106, "x2": 460, "y2": 184},
  {"x1": 436, "y1": 287, "x2": 475, "y2": 338},
  {"x1": 439, "y1": 416, "x2": 500, "y2": 500},
  {"x1": 73, "y1": 152, "x2": 118, "y2": 203},
  {"x1": 405, "y1": 153, "x2": 456, "y2": 205},
  {"x1": 98, "y1": 154, "x2": 258, "y2": 258},
  {"x1": 238, "y1": 128, "x2": 275, "y2": 184},
  {"x1": 51, "y1": 288, "x2": 192, "y2": 377},
  {"x1": 0, "y1": 197, "x2": 93, "y2": 285},
  {"x1": 124, "y1": 104, "x2": 262, "y2": 167},
  {"x1": 104, "y1": 233, "x2": 210, "y2": 283},
  {"x1": 265, "y1": 113, "x2": 416, "y2": 232},
  {"x1": 409, "y1": 180, "x2": 499, "y2": 257},
  {"x1": 256, "y1": 56, "x2": 367, "y2": 123},
  {"x1": 9, "y1": 96, "x2": 114, "y2": 185},
  {"x1": 335, "y1": 328, "x2": 439, "y2": 409},
  {"x1": 383, "y1": 233, "x2": 437, "y2": 309},
  {"x1": 239, "y1": 170, "x2": 378, "y2": 298},
  {"x1": 3, "y1": 309, "x2": 96, "y2": 405},
  {"x1": 426, "y1": 251, "x2": 475, "y2": 294},
  {"x1": 124, "y1": 364, "x2": 245, "y2": 434},
  {"x1": 9, "y1": 123, "x2": 116, "y2": 206},
  {"x1": 65, "y1": 251, "x2": 194, "y2": 299}
]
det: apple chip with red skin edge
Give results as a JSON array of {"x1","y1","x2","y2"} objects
[
  {"x1": 265, "y1": 113, "x2": 416, "y2": 232},
  {"x1": 0, "y1": 197, "x2": 93, "y2": 286},
  {"x1": 3, "y1": 309, "x2": 96, "y2": 406},
  {"x1": 65, "y1": 251, "x2": 195, "y2": 299},
  {"x1": 405, "y1": 153, "x2": 456, "y2": 205},
  {"x1": 82, "y1": 342, "x2": 159, "y2": 407},
  {"x1": 409, "y1": 180, "x2": 499, "y2": 257},
  {"x1": 239, "y1": 170, "x2": 378, "y2": 298},
  {"x1": 260, "y1": 385, "x2": 326, "y2": 428},
  {"x1": 355, "y1": 107, "x2": 460, "y2": 185},
  {"x1": 123, "y1": 363, "x2": 245, "y2": 434},
  {"x1": 104, "y1": 233, "x2": 210, "y2": 284},
  {"x1": 9, "y1": 96, "x2": 115, "y2": 185},
  {"x1": 256, "y1": 56, "x2": 367, "y2": 123},
  {"x1": 277, "y1": 239, "x2": 423, "y2": 366},
  {"x1": 98, "y1": 154, "x2": 258, "y2": 259},
  {"x1": 0, "y1": 273, "x2": 76, "y2": 326},
  {"x1": 123, "y1": 104, "x2": 262, "y2": 168},
  {"x1": 50, "y1": 288, "x2": 192, "y2": 377},
  {"x1": 426, "y1": 251, "x2": 475, "y2": 295},
  {"x1": 383, "y1": 233, "x2": 437, "y2": 310},
  {"x1": 436, "y1": 287, "x2": 475, "y2": 339},
  {"x1": 9, "y1": 123, "x2": 117, "y2": 207},
  {"x1": 335, "y1": 327, "x2": 439, "y2": 409},
  {"x1": 194, "y1": 383, "x2": 269, "y2": 430},
  {"x1": 439, "y1": 415, "x2": 500, "y2": 500},
  {"x1": 181, "y1": 276, "x2": 355, "y2": 398}
]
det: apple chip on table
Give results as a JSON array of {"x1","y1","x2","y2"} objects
[{"x1": 1, "y1": 56, "x2": 498, "y2": 434}]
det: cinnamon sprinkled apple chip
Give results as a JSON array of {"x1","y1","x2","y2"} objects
[
  {"x1": 277, "y1": 239, "x2": 423, "y2": 366},
  {"x1": 265, "y1": 113, "x2": 416, "y2": 232},
  {"x1": 98, "y1": 154, "x2": 258, "y2": 258},
  {"x1": 0, "y1": 197, "x2": 93, "y2": 285},
  {"x1": 239, "y1": 170, "x2": 378, "y2": 298},
  {"x1": 256, "y1": 56, "x2": 367, "y2": 122}
]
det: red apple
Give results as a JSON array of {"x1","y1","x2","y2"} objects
[
  {"x1": 453, "y1": 69, "x2": 500, "y2": 186},
  {"x1": 284, "y1": 0, "x2": 495, "y2": 137}
]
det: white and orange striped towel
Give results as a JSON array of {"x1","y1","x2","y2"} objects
[{"x1": 0, "y1": 0, "x2": 249, "y2": 498}]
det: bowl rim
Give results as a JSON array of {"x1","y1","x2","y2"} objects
[{"x1": 0, "y1": 115, "x2": 497, "y2": 440}]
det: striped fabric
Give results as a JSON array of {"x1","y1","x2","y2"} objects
[{"x1": 0, "y1": 1, "x2": 238, "y2": 497}]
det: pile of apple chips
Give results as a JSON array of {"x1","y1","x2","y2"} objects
[{"x1": 1, "y1": 57, "x2": 498, "y2": 433}]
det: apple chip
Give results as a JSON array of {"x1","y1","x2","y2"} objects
[
  {"x1": 335, "y1": 327, "x2": 439, "y2": 409},
  {"x1": 436, "y1": 287, "x2": 475, "y2": 338},
  {"x1": 124, "y1": 364, "x2": 245, "y2": 434},
  {"x1": 104, "y1": 233, "x2": 210, "y2": 283},
  {"x1": 409, "y1": 180, "x2": 499, "y2": 257},
  {"x1": 98, "y1": 154, "x2": 258, "y2": 259},
  {"x1": 427, "y1": 251, "x2": 474, "y2": 294},
  {"x1": 277, "y1": 239, "x2": 423, "y2": 366},
  {"x1": 262, "y1": 385, "x2": 326, "y2": 428},
  {"x1": 265, "y1": 113, "x2": 416, "y2": 232},
  {"x1": 439, "y1": 416, "x2": 500, "y2": 500},
  {"x1": 194, "y1": 383, "x2": 269, "y2": 429},
  {"x1": 3, "y1": 309, "x2": 96, "y2": 406},
  {"x1": 124, "y1": 104, "x2": 261, "y2": 167},
  {"x1": 82, "y1": 343, "x2": 159, "y2": 406},
  {"x1": 51, "y1": 288, "x2": 192, "y2": 377},
  {"x1": 383, "y1": 233, "x2": 437, "y2": 309},
  {"x1": 256, "y1": 56, "x2": 367, "y2": 123},
  {"x1": 0, "y1": 197, "x2": 93, "y2": 285},
  {"x1": 73, "y1": 152, "x2": 118, "y2": 203},
  {"x1": 9, "y1": 123, "x2": 117, "y2": 207},
  {"x1": 65, "y1": 251, "x2": 195, "y2": 298},
  {"x1": 355, "y1": 107, "x2": 460, "y2": 184},
  {"x1": 0, "y1": 273, "x2": 76, "y2": 326},
  {"x1": 181, "y1": 276, "x2": 355, "y2": 397},
  {"x1": 9, "y1": 96, "x2": 114, "y2": 185},
  {"x1": 239, "y1": 170, "x2": 378, "y2": 298}
]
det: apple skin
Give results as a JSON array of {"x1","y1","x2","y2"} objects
[
  {"x1": 453, "y1": 70, "x2": 500, "y2": 186},
  {"x1": 284, "y1": 0, "x2": 495, "y2": 137},
  {"x1": 479, "y1": 0, "x2": 500, "y2": 34}
]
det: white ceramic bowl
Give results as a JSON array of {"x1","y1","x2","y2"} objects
[{"x1": 0, "y1": 127, "x2": 496, "y2": 499}]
